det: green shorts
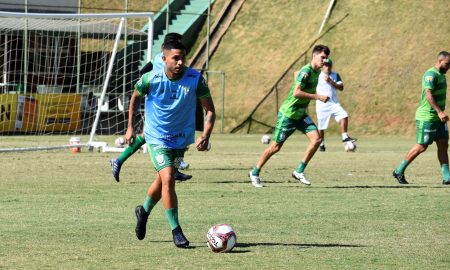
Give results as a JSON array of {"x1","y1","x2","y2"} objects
[
  {"x1": 272, "y1": 112, "x2": 318, "y2": 143},
  {"x1": 416, "y1": 120, "x2": 449, "y2": 145},
  {"x1": 147, "y1": 144, "x2": 186, "y2": 172}
]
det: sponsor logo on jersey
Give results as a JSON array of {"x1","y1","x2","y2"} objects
[
  {"x1": 162, "y1": 132, "x2": 186, "y2": 140},
  {"x1": 153, "y1": 145, "x2": 168, "y2": 150},
  {"x1": 137, "y1": 79, "x2": 143, "y2": 86},
  {"x1": 300, "y1": 72, "x2": 309, "y2": 79}
]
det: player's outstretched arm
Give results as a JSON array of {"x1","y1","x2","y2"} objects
[
  {"x1": 196, "y1": 97, "x2": 216, "y2": 151},
  {"x1": 125, "y1": 90, "x2": 141, "y2": 144}
]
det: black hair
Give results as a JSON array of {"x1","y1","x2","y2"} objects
[
  {"x1": 312, "y1": 44, "x2": 330, "y2": 56},
  {"x1": 162, "y1": 40, "x2": 186, "y2": 51},
  {"x1": 164, "y1": 32, "x2": 182, "y2": 43},
  {"x1": 438, "y1": 51, "x2": 450, "y2": 58}
]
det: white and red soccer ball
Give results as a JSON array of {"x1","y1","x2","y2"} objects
[
  {"x1": 206, "y1": 224, "x2": 237, "y2": 253},
  {"x1": 261, "y1": 134, "x2": 271, "y2": 144},
  {"x1": 344, "y1": 141, "x2": 357, "y2": 152},
  {"x1": 115, "y1": 137, "x2": 125, "y2": 148}
]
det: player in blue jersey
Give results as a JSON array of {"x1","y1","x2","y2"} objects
[
  {"x1": 109, "y1": 33, "x2": 192, "y2": 182},
  {"x1": 127, "y1": 39, "x2": 215, "y2": 248}
]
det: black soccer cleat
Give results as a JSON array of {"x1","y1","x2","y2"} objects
[
  {"x1": 342, "y1": 136, "x2": 357, "y2": 143},
  {"x1": 443, "y1": 180, "x2": 450, "y2": 185},
  {"x1": 319, "y1": 145, "x2": 326, "y2": 152},
  {"x1": 135, "y1": 205, "x2": 149, "y2": 240},
  {"x1": 392, "y1": 170, "x2": 409, "y2": 184},
  {"x1": 175, "y1": 170, "x2": 192, "y2": 181},
  {"x1": 172, "y1": 226, "x2": 189, "y2": 248}
]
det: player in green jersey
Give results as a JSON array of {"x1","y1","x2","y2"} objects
[
  {"x1": 393, "y1": 51, "x2": 450, "y2": 184},
  {"x1": 249, "y1": 45, "x2": 330, "y2": 187}
]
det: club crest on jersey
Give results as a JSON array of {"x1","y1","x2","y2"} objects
[
  {"x1": 425, "y1": 76, "x2": 434, "y2": 82},
  {"x1": 137, "y1": 78, "x2": 143, "y2": 86},
  {"x1": 182, "y1": 86, "x2": 190, "y2": 95},
  {"x1": 156, "y1": 154, "x2": 165, "y2": 166},
  {"x1": 300, "y1": 72, "x2": 308, "y2": 79}
]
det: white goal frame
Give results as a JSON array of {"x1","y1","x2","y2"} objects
[{"x1": 0, "y1": 11, "x2": 153, "y2": 152}]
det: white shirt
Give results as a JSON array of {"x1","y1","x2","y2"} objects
[{"x1": 316, "y1": 71, "x2": 343, "y2": 107}]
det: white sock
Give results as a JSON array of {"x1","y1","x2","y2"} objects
[{"x1": 342, "y1": 133, "x2": 348, "y2": 140}]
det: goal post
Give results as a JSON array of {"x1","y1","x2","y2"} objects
[{"x1": 0, "y1": 11, "x2": 153, "y2": 152}]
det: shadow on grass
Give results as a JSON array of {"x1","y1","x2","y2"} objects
[
  {"x1": 322, "y1": 185, "x2": 428, "y2": 189},
  {"x1": 194, "y1": 168, "x2": 248, "y2": 171},
  {"x1": 236, "y1": 242, "x2": 365, "y2": 248},
  {"x1": 211, "y1": 180, "x2": 280, "y2": 184},
  {"x1": 193, "y1": 168, "x2": 292, "y2": 172},
  {"x1": 148, "y1": 240, "x2": 198, "y2": 249},
  {"x1": 205, "y1": 182, "x2": 448, "y2": 188}
]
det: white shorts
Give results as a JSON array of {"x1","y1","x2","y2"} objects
[{"x1": 316, "y1": 103, "x2": 348, "y2": 130}]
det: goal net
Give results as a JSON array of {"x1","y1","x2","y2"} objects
[{"x1": 0, "y1": 12, "x2": 153, "y2": 152}]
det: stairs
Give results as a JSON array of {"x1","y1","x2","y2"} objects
[{"x1": 139, "y1": 0, "x2": 214, "y2": 67}]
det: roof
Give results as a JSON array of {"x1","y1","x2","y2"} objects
[
  {"x1": 0, "y1": 0, "x2": 78, "y2": 14},
  {"x1": 0, "y1": 17, "x2": 148, "y2": 40}
]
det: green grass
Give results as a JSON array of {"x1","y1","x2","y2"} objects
[{"x1": 1, "y1": 135, "x2": 450, "y2": 269}]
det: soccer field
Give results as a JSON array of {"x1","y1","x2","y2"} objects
[{"x1": 1, "y1": 134, "x2": 449, "y2": 269}]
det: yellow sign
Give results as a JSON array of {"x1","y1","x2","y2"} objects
[
  {"x1": 0, "y1": 93, "x2": 81, "y2": 133},
  {"x1": 0, "y1": 94, "x2": 18, "y2": 132}
]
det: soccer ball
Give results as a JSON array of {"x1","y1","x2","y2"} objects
[
  {"x1": 115, "y1": 137, "x2": 125, "y2": 148},
  {"x1": 344, "y1": 141, "x2": 357, "y2": 152},
  {"x1": 206, "y1": 224, "x2": 237, "y2": 253},
  {"x1": 261, "y1": 134, "x2": 271, "y2": 144}
]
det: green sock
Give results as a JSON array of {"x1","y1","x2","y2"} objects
[
  {"x1": 143, "y1": 195, "x2": 157, "y2": 214},
  {"x1": 251, "y1": 167, "x2": 260, "y2": 176},
  {"x1": 395, "y1": 160, "x2": 409, "y2": 175},
  {"x1": 441, "y1": 164, "x2": 450, "y2": 181},
  {"x1": 117, "y1": 135, "x2": 145, "y2": 164},
  {"x1": 165, "y1": 208, "x2": 180, "y2": 230},
  {"x1": 296, "y1": 162, "x2": 307, "y2": 173}
]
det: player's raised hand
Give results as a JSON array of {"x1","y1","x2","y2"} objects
[{"x1": 438, "y1": 111, "x2": 449, "y2": 122}]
